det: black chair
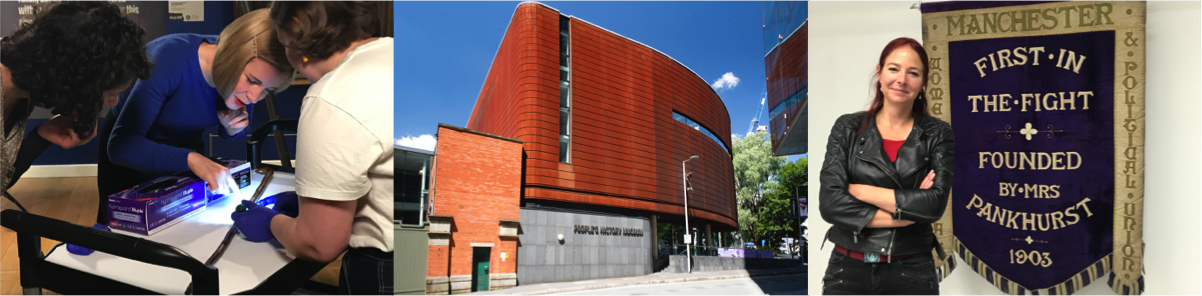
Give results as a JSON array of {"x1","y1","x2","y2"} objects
[{"x1": 0, "y1": 209, "x2": 219, "y2": 295}]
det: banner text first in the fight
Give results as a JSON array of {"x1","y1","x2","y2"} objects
[
  {"x1": 971, "y1": 46, "x2": 1091, "y2": 77},
  {"x1": 950, "y1": 28, "x2": 1113, "y2": 274},
  {"x1": 945, "y1": 3, "x2": 1116, "y2": 37},
  {"x1": 967, "y1": 91, "x2": 1095, "y2": 113}
]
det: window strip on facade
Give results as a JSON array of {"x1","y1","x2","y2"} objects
[
  {"x1": 558, "y1": 15, "x2": 572, "y2": 163},
  {"x1": 768, "y1": 85, "x2": 807, "y2": 119},
  {"x1": 672, "y1": 111, "x2": 730, "y2": 155}
]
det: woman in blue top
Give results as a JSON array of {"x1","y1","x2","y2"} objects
[{"x1": 97, "y1": 9, "x2": 294, "y2": 224}]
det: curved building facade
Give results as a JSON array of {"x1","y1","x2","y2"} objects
[
  {"x1": 763, "y1": 2, "x2": 809, "y2": 156},
  {"x1": 419, "y1": 3, "x2": 740, "y2": 291},
  {"x1": 467, "y1": 2, "x2": 737, "y2": 230}
]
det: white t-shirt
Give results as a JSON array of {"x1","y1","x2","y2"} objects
[{"x1": 295, "y1": 38, "x2": 394, "y2": 252}]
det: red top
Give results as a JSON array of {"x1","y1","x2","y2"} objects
[{"x1": 883, "y1": 139, "x2": 904, "y2": 162}]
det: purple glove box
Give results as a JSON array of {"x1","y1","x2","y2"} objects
[{"x1": 106, "y1": 175, "x2": 209, "y2": 235}]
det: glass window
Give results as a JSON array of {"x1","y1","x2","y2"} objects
[
  {"x1": 395, "y1": 149, "x2": 432, "y2": 225},
  {"x1": 768, "y1": 86, "x2": 807, "y2": 119},
  {"x1": 762, "y1": 1, "x2": 808, "y2": 56},
  {"x1": 558, "y1": 15, "x2": 572, "y2": 163},
  {"x1": 672, "y1": 111, "x2": 730, "y2": 154},
  {"x1": 559, "y1": 135, "x2": 570, "y2": 162},
  {"x1": 560, "y1": 108, "x2": 570, "y2": 134},
  {"x1": 560, "y1": 82, "x2": 570, "y2": 106}
]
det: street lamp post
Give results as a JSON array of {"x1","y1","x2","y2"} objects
[
  {"x1": 795, "y1": 185, "x2": 800, "y2": 259},
  {"x1": 682, "y1": 155, "x2": 699, "y2": 273},
  {"x1": 797, "y1": 183, "x2": 807, "y2": 263}
]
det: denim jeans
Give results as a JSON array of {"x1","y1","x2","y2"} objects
[
  {"x1": 822, "y1": 248, "x2": 939, "y2": 295},
  {"x1": 339, "y1": 246, "x2": 394, "y2": 295}
]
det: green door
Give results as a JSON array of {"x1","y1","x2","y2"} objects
[{"x1": 471, "y1": 247, "x2": 491, "y2": 292}]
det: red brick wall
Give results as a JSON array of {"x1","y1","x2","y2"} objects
[
  {"x1": 467, "y1": 2, "x2": 737, "y2": 230},
  {"x1": 428, "y1": 245, "x2": 450, "y2": 278},
  {"x1": 427, "y1": 125, "x2": 524, "y2": 278}
]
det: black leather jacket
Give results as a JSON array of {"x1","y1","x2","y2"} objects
[{"x1": 819, "y1": 112, "x2": 954, "y2": 259}]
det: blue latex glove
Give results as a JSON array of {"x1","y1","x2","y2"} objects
[
  {"x1": 269, "y1": 191, "x2": 299, "y2": 218},
  {"x1": 67, "y1": 223, "x2": 112, "y2": 256},
  {"x1": 230, "y1": 200, "x2": 282, "y2": 242}
]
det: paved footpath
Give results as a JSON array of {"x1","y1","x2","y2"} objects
[{"x1": 471, "y1": 266, "x2": 807, "y2": 295}]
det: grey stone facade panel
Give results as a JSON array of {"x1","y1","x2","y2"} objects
[{"x1": 516, "y1": 208, "x2": 652, "y2": 286}]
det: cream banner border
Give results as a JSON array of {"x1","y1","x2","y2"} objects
[{"x1": 920, "y1": 1, "x2": 1146, "y2": 294}]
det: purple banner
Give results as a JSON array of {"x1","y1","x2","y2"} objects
[
  {"x1": 950, "y1": 30, "x2": 1115, "y2": 290},
  {"x1": 919, "y1": 1, "x2": 1061, "y2": 14},
  {"x1": 717, "y1": 248, "x2": 774, "y2": 258}
]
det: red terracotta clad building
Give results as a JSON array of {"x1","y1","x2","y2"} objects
[
  {"x1": 425, "y1": 2, "x2": 737, "y2": 293},
  {"x1": 467, "y1": 2, "x2": 736, "y2": 230}
]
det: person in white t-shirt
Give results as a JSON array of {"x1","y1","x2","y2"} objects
[{"x1": 230, "y1": 2, "x2": 393, "y2": 294}]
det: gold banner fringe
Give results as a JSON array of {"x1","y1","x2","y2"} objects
[
  {"x1": 955, "y1": 239, "x2": 1112, "y2": 295},
  {"x1": 1108, "y1": 274, "x2": 1144, "y2": 295},
  {"x1": 932, "y1": 243, "x2": 958, "y2": 281}
]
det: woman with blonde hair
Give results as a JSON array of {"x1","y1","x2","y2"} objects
[
  {"x1": 96, "y1": 9, "x2": 295, "y2": 224},
  {"x1": 231, "y1": 2, "x2": 393, "y2": 294}
]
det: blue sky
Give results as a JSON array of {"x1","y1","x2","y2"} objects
[{"x1": 396, "y1": 1, "x2": 805, "y2": 162}]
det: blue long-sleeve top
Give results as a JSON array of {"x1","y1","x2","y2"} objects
[{"x1": 108, "y1": 34, "x2": 251, "y2": 174}]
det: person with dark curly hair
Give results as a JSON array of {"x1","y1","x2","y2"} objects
[
  {"x1": 230, "y1": 2, "x2": 393, "y2": 294},
  {"x1": 95, "y1": 9, "x2": 295, "y2": 225},
  {"x1": 1, "y1": 2, "x2": 152, "y2": 195}
]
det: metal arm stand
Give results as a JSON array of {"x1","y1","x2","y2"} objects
[
  {"x1": 247, "y1": 119, "x2": 298, "y2": 174},
  {"x1": 263, "y1": 93, "x2": 293, "y2": 169}
]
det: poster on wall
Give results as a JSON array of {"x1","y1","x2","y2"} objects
[
  {"x1": 168, "y1": 0, "x2": 203, "y2": 21},
  {"x1": 0, "y1": 1, "x2": 167, "y2": 42},
  {"x1": 920, "y1": 1, "x2": 1145, "y2": 295}
]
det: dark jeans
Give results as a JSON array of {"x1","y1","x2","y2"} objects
[
  {"x1": 96, "y1": 109, "x2": 206, "y2": 224},
  {"x1": 338, "y1": 246, "x2": 394, "y2": 295},
  {"x1": 822, "y1": 248, "x2": 939, "y2": 295}
]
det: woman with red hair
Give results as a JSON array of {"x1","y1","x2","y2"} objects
[{"x1": 818, "y1": 37, "x2": 954, "y2": 294}]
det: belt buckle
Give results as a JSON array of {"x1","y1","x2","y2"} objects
[{"x1": 864, "y1": 252, "x2": 880, "y2": 263}]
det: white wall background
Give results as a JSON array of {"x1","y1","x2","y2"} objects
[{"x1": 807, "y1": 1, "x2": 1201, "y2": 294}]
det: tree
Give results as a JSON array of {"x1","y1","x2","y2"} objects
[
  {"x1": 756, "y1": 156, "x2": 808, "y2": 250},
  {"x1": 731, "y1": 130, "x2": 785, "y2": 246}
]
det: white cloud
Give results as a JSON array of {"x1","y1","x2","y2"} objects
[
  {"x1": 395, "y1": 134, "x2": 437, "y2": 152},
  {"x1": 710, "y1": 72, "x2": 740, "y2": 91}
]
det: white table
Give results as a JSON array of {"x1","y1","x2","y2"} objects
[{"x1": 44, "y1": 172, "x2": 297, "y2": 295}]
